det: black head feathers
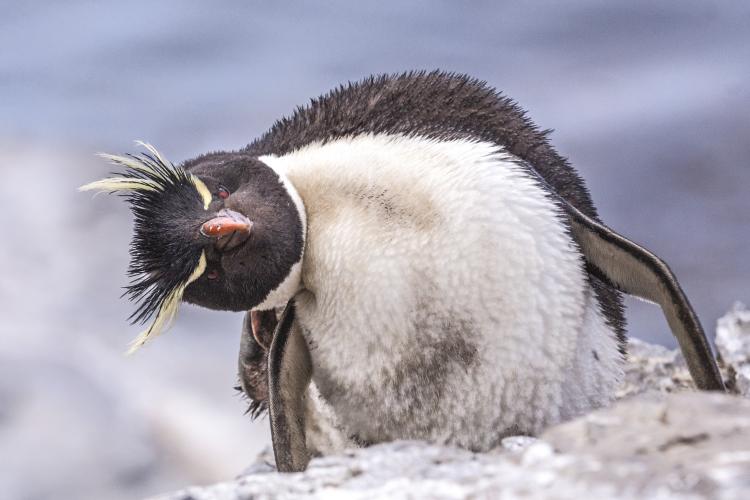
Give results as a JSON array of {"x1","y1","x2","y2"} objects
[{"x1": 81, "y1": 142, "x2": 212, "y2": 353}]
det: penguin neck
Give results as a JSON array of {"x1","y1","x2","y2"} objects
[{"x1": 252, "y1": 160, "x2": 307, "y2": 311}]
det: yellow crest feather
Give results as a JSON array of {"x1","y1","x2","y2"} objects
[
  {"x1": 79, "y1": 177, "x2": 159, "y2": 193},
  {"x1": 135, "y1": 140, "x2": 172, "y2": 172},
  {"x1": 191, "y1": 175, "x2": 212, "y2": 210},
  {"x1": 126, "y1": 251, "x2": 207, "y2": 354},
  {"x1": 82, "y1": 143, "x2": 212, "y2": 208},
  {"x1": 95, "y1": 152, "x2": 162, "y2": 177}
]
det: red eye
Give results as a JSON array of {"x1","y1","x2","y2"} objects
[{"x1": 217, "y1": 186, "x2": 230, "y2": 199}]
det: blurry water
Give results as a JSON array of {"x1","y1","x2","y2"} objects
[{"x1": 1, "y1": 1, "x2": 748, "y2": 499}]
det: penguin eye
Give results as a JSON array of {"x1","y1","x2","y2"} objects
[{"x1": 217, "y1": 186, "x2": 230, "y2": 200}]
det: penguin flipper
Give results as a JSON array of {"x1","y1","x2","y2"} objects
[
  {"x1": 563, "y1": 203, "x2": 725, "y2": 391},
  {"x1": 268, "y1": 300, "x2": 313, "y2": 472}
]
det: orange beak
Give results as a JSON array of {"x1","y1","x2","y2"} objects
[{"x1": 201, "y1": 209, "x2": 253, "y2": 251}]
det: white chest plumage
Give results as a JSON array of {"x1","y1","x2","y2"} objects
[{"x1": 260, "y1": 134, "x2": 622, "y2": 452}]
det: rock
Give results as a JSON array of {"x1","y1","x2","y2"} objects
[
  {"x1": 153, "y1": 392, "x2": 750, "y2": 500},
  {"x1": 543, "y1": 392, "x2": 750, "y2": 499},
  {"x1": 616, "y1": 337, "x2": 695, "y2": 398},
  {"x1": 152, "y1": 307, "x2": 750, "y2": 500},
  {"x1": 716, "y1": 302, "x2": 750, "y2": 397}
]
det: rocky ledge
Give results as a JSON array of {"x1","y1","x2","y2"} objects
[{"x1": 154, "y1": 304, "x2": 750, "y2": 500}]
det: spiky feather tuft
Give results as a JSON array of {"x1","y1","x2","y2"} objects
[
  {"x1": 126, "y1": 252, "x2": 207, "y2": 354},
  {"x1": 80, "y1": 142, "x2": 212, "y2": 352},
  {"x1": 80, "y1": 141, "x2": 212, "y2": 208},
  {"x1": 234, "y1": 383, "x2": 268, "y2": 420}
]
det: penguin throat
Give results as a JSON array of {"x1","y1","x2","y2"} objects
[{"x1": 253, "y1": 157, "x2": 307, "y2": 310}]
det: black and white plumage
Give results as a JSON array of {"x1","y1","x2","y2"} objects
[{"x1": 82, "y1": 72, "x2": 724, "y2": 472}]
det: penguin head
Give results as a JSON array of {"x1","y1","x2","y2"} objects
[
  {"x1": 180, "y1": 151, "x2": 305, "y2": 313},
  {"x1": 81, "y1": 143, "x2": 304, "y2": 352}
]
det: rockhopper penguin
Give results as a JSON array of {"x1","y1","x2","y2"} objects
[{"x1": 81, "y1": 71, "x2": 725, "y2": 472}]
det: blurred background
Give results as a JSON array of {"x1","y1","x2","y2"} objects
[{"x1": 1, "y1": 1, "x2": 748, "y2": 499}]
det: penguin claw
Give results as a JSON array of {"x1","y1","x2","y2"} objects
[
  {"x1": 235, "y1": 381, "x2": 268, "y2": 420},
  {"x1": 245, "y1": 399, "x2": 268, "y2": 420},
  {"x1": 250, "y1": 310, "x2": 276, "y2": 350}
]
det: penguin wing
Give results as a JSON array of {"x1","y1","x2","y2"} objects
[
  {"x1": 562, "y1": 201, "x2": 725, "y2": 391},
  {"x1": 268, "y1": 300, "x2": 313, "y2": 472}
]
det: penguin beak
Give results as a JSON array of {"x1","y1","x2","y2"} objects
[{"x1": 201, "y1": 209, "x2": 253, "y2": 251}]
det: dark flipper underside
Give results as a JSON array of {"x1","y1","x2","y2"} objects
[
  {"x1": 268, "y1": 301, "x2": 313, "y2": 472},
  {"x1": 564, "y1": 203, "x2": 725, "y2": 391}
]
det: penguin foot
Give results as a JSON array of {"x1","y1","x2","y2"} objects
[{"x1": 237, "y1": 309, "x2": 279, "y2": 419}]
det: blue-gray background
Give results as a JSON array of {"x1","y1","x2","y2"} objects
[{"x1": 1, "y1": 2, "x2": 748, "y2": 499}]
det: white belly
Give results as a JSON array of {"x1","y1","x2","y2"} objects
[{"x1": 261, "y1": 134, "x2": 623, "y2": 452}]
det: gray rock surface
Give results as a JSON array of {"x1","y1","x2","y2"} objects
[
  {"x1": 153, "y1": 307, "x2": 750, "y2": 500},
  {"x1": 716, "y1": 303, "x2": 750, "y2": 397}
]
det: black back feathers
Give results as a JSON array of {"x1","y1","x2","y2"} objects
[{"x1": 247, "y1": 71, "x2": 627, "y2": 347}]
